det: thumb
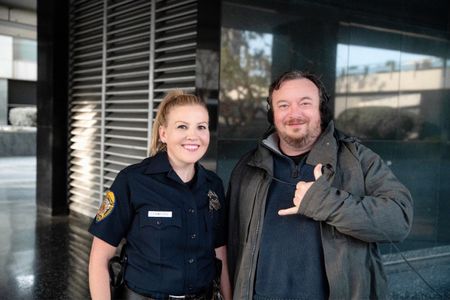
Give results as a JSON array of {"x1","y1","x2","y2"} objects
[{"x1": 314, "y1": 163, "x2": 323, "y2": 180}]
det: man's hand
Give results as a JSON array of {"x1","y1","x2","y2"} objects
[{"x1": 278, "y1": 164, "x2": 323, "y2": 216}]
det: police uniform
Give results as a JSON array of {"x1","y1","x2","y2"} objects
[{"x1": 89, "y1": 151, "x2": 227, "y2": 298}]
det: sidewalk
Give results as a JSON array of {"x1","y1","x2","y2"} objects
[{"x1": 0, "y1": 156, "x2": 91, "y2": 300}]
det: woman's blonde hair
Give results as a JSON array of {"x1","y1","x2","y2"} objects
[{"x1": 149, "y1": 90, "x2": 208, "y2": 156}]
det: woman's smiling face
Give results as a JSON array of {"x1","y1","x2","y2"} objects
[{"x1": 159, "y1": 104, "x2": 210, "y2": 168}]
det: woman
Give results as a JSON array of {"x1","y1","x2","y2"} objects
[{"x1": 88, "y1": 91, "x2": 231, "y2": 300}]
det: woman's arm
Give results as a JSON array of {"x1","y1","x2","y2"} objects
[
  {"x1": 89, "y1": 236, "x2": 117, "y2": 300},
  {"x1": 215, "y1": 245, "x2": 232, "y2": 300}
]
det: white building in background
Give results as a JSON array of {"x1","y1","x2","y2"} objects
[{"x1": 0, "y1": 4, "x2": 36, "y2": 125}]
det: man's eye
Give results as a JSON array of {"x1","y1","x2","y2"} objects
[{"x1": 278, "y1": 104, "x2": 288, "y2": 109}]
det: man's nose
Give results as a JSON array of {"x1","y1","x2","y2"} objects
[{"x1": 289, "y1": 103, "x2": 304, "y2": 115}]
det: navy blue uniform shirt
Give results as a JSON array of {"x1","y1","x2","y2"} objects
[{"x1": 89, "y1": 152, "x2": 227, "y2": 296}]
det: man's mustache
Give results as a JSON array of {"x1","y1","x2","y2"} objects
[{"x1": 285, "y1": 117, "x2": 308, "y2": 125}]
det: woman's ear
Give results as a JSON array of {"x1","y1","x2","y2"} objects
[{"x1": 158, "y1": 125, "x2": 166, "y2": 143}]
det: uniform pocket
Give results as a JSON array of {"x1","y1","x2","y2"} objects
[
  {"x1": 138, "y1": 207, "x2": 182, "y2": 260},
  {"x1": 140, "y1": 212, "x2": 182, "y2": 229}
]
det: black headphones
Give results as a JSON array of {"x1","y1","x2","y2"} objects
[{"x1": 266, "y1": 97, "x2": 274, "y2": 125}]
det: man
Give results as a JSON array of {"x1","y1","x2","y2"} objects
[{"x1": 227, "y1": 70, "x2": 413, "y2": 299}]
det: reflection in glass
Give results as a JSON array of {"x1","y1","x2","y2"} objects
[
  {"x1": 335, "y1": 28, "x2": 449, "y2": 142},
  {"x1": 335, "y1": 24, "x2": 450, "y2": 253},
  {"x1": 219, "y1": 28, "x2": 272, "y2": 139},
  {"x1": 13, "y1": 38, "x2": 37, "y2": 80},
  {"x1": 336, "y1": 44, "x2": 401, "y2": 94},
  {"x1": 0, "y1": 35, "x2": 13, "y2": 78},
  {"x1": 400, "y1": 53, "x2": 445, "y2": 91}
]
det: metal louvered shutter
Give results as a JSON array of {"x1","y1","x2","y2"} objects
[
  {"x1": 68, "y1": 0, "x2": 199, "y2": 217},
  {"x1": 68, "y1": 1, "x2": 104, "y2": 215},
  {"x1": 152, "y1": 0, "x2": 198, "y2": 116},
  {"x1": 103, "y1": 0, "x2": 153, "y2": 189}
]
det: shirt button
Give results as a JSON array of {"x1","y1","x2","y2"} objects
[
  {"x1": 156, "y1": 220, "x2": 161, "y2": 225},
  {"x1": 189, "y1": 208, "x2": 195, "y2": 213},
  {"x1": 188, "y1": 258, "x2": 195, "y2": 264},
  {"x1": 191, "y1": 233, "x2": 197, "y2": 239}
]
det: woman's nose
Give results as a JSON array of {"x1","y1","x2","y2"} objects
[{"x1": 186, "y1": 129, "x2": 198, "y2": 139}]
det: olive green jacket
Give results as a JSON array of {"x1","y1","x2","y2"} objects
[{"x1": 227, "y1": 121, "x2": 413, "y2": 299}]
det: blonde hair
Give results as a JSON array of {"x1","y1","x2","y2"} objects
[{"x1": 150, "y1": 90, "x2": 208, "y2": 156}]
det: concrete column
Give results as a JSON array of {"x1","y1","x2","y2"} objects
[{"x1": 36, "y1": 0, "x2": 69, "y2": 215}]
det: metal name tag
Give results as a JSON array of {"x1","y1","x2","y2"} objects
[{"x1": 148, "y1": 211, "x2": 172, "y2": 218}]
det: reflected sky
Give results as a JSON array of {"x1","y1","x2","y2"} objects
[{"x1": 337, "y1": 44, "x2": 445, "y2": 76}]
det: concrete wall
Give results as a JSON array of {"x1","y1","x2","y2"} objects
[{"x1": 0, "y1": 128, "x2": 36, "y2": 156}]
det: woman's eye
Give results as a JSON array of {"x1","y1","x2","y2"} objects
[
  {"x1": 198, "y1": 125, "x2": 208, "y2": 130},
  {"x1": 177, "y1": 125, "x2": 187, "y2": 129}
]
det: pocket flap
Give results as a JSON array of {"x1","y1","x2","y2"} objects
[{"x1": 140, "y1": 208, "x2": 182, "y2": 229}]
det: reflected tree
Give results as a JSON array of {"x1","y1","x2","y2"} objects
[
  {"x1": 336, "y1": 106, "x2": 422, "y2": 140},
  {"x1": 220, "y1": 28, "x2": 272, "y2": 137}
]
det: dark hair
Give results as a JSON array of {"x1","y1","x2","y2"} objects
[{"x1": 266, "y1": 70, "x2": 332, "y2": 131}]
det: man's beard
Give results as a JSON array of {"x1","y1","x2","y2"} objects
[{"x1": 277, "y1": 119, "x2": 321, "y2": 150}]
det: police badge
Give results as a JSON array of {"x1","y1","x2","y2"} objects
[
  {"x1": 95, "y1": 190, "x2": 115, "y2": 222},
  {"x1": 208, "y1": 190, "x2": 221, "y2": 211}
]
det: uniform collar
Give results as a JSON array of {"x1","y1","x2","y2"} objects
[
  {"x1": 144, "y1": 151, "x2": 211, "y2": 186},
  {"x1": 144, "y1": 151, "x2": 172, "y2": 174}
]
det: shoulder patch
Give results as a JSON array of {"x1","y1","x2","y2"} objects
[{"x1": 95, "y1": 190, "x2": 115, "y2": 222}]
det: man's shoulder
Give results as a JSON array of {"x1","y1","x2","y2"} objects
[
  {"x1": 334, "y1": 128, "x2": 360, "y2": 144},
  {"x1": 333, "y1": 129, "x2": 382, "y2": 163},
  {"x1": 235, "y1": 147, "x2": 259, "y2": 167}
]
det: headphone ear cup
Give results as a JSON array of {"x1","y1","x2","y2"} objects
[
  {"x1": 267, "y1": 107, "x2": 274, "y2": 125},
  {"x1": 266, "y1": 97, "x2": 274, "y2": 125}
]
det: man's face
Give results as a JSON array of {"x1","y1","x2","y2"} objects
[{"x1": 271, "y1": 78, "x2": 322, "y2": 155}]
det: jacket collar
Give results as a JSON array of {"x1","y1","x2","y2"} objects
[
  {"x1": 306, "y1": 121, "x2": 338, "y2": 170},
  {"x1": 247, "y1": 142, "x2": 274, "y2": 176},
  {"x1": 249, "y1": 121, "x2": 338, "y2": 173},
  {"x1": 144, "y1": 151, "x2": 211, "y2": 186}
]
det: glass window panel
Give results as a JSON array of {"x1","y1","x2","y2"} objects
[
  {"x1": 13, "y1": 38, "x2": 37, "y2": 62},
  {"x1": 347, "y1": 45, "x2": 401, "y2": 91},
  {"x1": 0, "y1": 35, "x2": 13, "y2": 78},
  {"x1": 219, "y1": 28, "x2": 272, "y2": 139},
  {"x1": 445, "y1": 58, "x2": 450, "y2": 89},
  {"x1": 13, "y1": 38, "x2": 37, "y2": 80}
]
